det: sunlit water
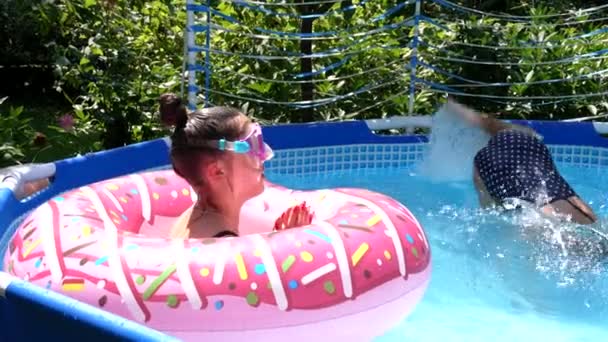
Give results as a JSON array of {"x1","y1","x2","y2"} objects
[
  {"x1": 270, "y1": 165, "x2": 608, "y2": 342},
  {"x1": 268, "y1": 108, "x2": 608, "y2": 341}
]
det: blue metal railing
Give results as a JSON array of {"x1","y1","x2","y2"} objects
[{"x1": 183, "y1": 0, "x2": 608, "y2": 116}]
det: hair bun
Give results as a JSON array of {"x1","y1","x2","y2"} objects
[{"x1": 159, "y1": 93, "x2": 187, "y2": 127}]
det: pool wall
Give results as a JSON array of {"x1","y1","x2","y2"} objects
[{"x1": 1, "y1": 119, "x2": 607, "y2": 341}]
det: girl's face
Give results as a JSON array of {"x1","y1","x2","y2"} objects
[
  {"x1": 229, "y1": 147, "x2": 266, "y2": 201},
  {"x1": 211, "y1": 121, "x2": 273, "y2": 203}
]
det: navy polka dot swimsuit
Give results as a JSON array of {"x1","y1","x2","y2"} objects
[{"x1": 474, "y1": 130, "x2": 576, "y2": 205}]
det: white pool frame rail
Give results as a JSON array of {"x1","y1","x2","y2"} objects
[{"x1": 364, "y1": 115, "x2": 608, "y2": 135}]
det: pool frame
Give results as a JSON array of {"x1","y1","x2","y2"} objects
[{"x1": 1, "y1": 118, "x2": 608, "y2": 341}]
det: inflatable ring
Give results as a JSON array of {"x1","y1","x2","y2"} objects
[{"x1": 3, "y1": 169, "x2": 431, "y2": 341}]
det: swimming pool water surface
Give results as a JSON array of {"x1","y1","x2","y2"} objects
[
  {"x1": 3, "y1": 108, "x2": 608, "y2": 341},
  {"x1": 268, "y1": 164, "x2": 608, "y2": 342}
]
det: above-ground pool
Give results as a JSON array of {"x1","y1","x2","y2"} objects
[{"x1": 1, "y1": 116, "x2": 608, "y2": 341}]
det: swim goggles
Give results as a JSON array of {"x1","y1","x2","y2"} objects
[{"x1": 207, "y1": 123, "x2": 274, "y2": 162}]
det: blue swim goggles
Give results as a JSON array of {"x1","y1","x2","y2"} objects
[{"x1": 209, "y1": 123, "x2": 274, "y2": 162}]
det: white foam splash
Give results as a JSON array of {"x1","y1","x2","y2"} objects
[{"x1": 417, "y1": 104, "x2": 491, "y2": 182}]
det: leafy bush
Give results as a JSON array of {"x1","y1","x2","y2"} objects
[
  {"x1": 29, "y1": 0, "x2": 186, "y2": 149},
  {"x1": 1, "y1": 0, "x2": 607, "y2": 166},
  {"x1": 200, "y1": 0, "x2": 414, "y2": 123},
  {"x1": 419, "y1": 2, "x2": 608, "y2": 119},
  {"x1": 0, "y1": 96, "x2": 101, "y2": 168}
]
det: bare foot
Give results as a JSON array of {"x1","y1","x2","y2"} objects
[{"x1": 445, "y1": 98, "x2": 538, "y2": 138}]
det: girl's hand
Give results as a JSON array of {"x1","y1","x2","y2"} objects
[{"x1": 273, "y1": 201, "x2": 314, "y2": 231}]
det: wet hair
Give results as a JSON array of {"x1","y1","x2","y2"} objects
[{"x1": 159, "y1": 93, "x2": 249, "y2": 186}]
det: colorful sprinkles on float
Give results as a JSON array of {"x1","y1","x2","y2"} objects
[{"x1": 4, "y1": 168, "x2": 431, "y2": 338}]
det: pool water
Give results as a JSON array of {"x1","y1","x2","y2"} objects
[
  {"x1": 268, "y1": 106, "x2": 608, "y2": 341},
  {"x1": 268, "y1": 164, "x2": 608, "y2": 342},
  {"x1": 3, "y1": 104, "x2": 608, "y2": 340}
]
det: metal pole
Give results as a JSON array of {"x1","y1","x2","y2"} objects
[
  {"x1": 204, "y1": 0, "x2": 212, "y2": 107},
  {"x1": 408, "y1": 0, "x2": 421, "y2": 116},
  {"x1": 186, "y1": 0, "x2": 197, "y2": 110}
]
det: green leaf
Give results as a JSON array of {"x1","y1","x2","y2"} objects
[
  {"x1": 245, "y1": 82, "x2": 272, "y2": 94},
  {"x1": 9, "y1": 106, "x2": 24, "y2": 118},
  {"x1": 83, "y1": 0, "x2": 96, "y2": 9},
  {"x1": 391, "y1": 96, "x2": 409, "y2": 106},
  {"x1": 91, "y1": 46, "x2": 104, "y2": 56}
]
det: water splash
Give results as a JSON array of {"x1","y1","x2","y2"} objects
[
  {"x1": 428, "y1": 202, "x2": 608, "y2": 322},
  {"x1": 419, "y1": 152, "x2": 608, "y2": 317},
  {"x1": 417, "y1": 104, "x2": 490, "y2": 182},
  {"x1": 419, "y1": 103, "x2": 608, "y2": 279}
]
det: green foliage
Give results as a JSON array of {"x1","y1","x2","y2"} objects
[
  {"x1": 420, "y1": 2, "x2": 608, "y2": 119},
  {"x1": 0, "y1": 102, "x2": 76, "y2": 168},
  {"x1": 0, "y1": 96, "x2": 104, "y2": 168},
  {"x1": 202, "y1": 0, "x2": 414, "y2": 122},
  {"x1": 195, "y1": 0, "x2": 608, "y2": 122},
  {"x1": 29, "y1": 0, "x2": 186, "y2": 148},
  {"x1": 0, "y1": 99, "x2": 31, "y2": 165},
  {"x1": 1, "y1": 0, "x2": 607, "y2": 166}
]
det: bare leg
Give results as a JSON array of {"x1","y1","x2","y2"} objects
[
  {"x1": 446, "y1": 98, "x2": 538, "y2": 138},
  {"x1": 473, "y1": 166, "x2": 496, "y2": 208},
  {"x1": 542, "y1": 197, "x2": 597, "y2": 225}
]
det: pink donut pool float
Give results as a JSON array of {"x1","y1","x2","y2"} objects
[{"x1": 3, "y1": 169, "x2": 431, "y2": 341}]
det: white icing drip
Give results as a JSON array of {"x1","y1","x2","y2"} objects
[
  {"x1": 251, "y1": 234, "x2": 288, "y2": 310},
  {"x1": 101, "y1": 188, "x2": 124, "y2": 213},
  {"x1": 316, "y1": 221, "x2": 353, "y2": 298},
  {"x1": 39, "y1": 202, "x2": 63, "y2": 283},
  {"x1": 328, "y1": 190, "x2": 407, "y2": 278},
  {"x1": 212, "y1": 246, "x2": 226, "y2": 285},
  {"x1": 301, "y1": 262, "x2": 337, "y2": 285},
  {"x1": 129, "y1": 174, "x2": 151, "y2": 222},
  {"x1": 81, "y1": 186, "x2": 147, "y2": 322},
  {"x1": 171, "y1": 239, "x2": 203, "y2": 309}
]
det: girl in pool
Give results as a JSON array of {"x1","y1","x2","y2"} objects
[
  {"x1": 159, "y1": 93, "x2": 313, "y2": 238},
  {"x1": 445, "y1": 98, "x2": 597, "y2": 225}
]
